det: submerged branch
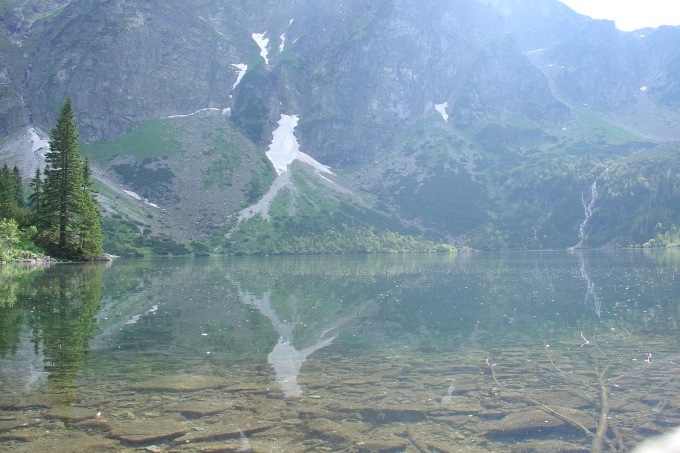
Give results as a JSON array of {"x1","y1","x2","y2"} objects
[
  {"x1": 545, "y1": 343, "x2": 597, "y2": 392},
  {"x1": 485, "y1": 357, "x2": 594, "y2": 437},
  {"x1": 591, "y1": 362, "x2": 611, "y2": 453}
]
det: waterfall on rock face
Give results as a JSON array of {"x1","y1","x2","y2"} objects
[{"x1": 572, "y1": 181, "x2": 598, "y2": 249}]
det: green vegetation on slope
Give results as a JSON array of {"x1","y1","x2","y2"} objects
[
  {"x1": 215, "y1": 168, "x2": 454, "y2": 256},
  {"x1": 0, "y1": 219, "x2": 42, "y2": 261},
  {"x1": 470, "y1": 144, "x2": 680, "y2": 250},
  {"x1": 82, "y1": 119, "x2": 183, "y2": 165}
]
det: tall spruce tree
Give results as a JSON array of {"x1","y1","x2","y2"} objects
[
  {"x1": 28, "y1": 167, "x2": 42, "y2": 211},
  {"x1": 0, "y1": 164, "x2": 13, "y2": 218},
  {"x1": 40, "y1": 96, "x2": 103, "y2": 259},
  {"x1": 11, "y1": 165, "x2": 24, "y2": 208},
  {"x1": 78, "y1": 155, "x2": 103, "y2": 259}
]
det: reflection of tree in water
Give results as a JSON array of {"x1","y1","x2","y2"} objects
[
  {"x1": 0, "y1": 264, "x2": 43, "y2": 357},
  {"x1": 25, "y1": 265, "x2": 105, "y2": 406}
]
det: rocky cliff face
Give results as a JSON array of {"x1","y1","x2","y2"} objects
[
  {"x1": 23, "y1": 0, "x2": 244, "y2": 140},
  {"x1": 5, "y1": 0, "x2": 573, "y2": 155},
  {"x1": 2, "y1": 0, "x2": 680, "y2": 252},
  {"x1": 231, "y1": 0, "x2": 571, "y2": 167}
]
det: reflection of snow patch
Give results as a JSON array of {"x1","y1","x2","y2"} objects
[
  {"x1": 126, "y1": 305, "x2": 159, "y2": 325},
  {"x1": 279, "y1": 33, "x2": 286, "y2": 52},
  {"x1": 265, "y1": 114, "x2": 333, "y2": 175},
  {"x1": 126, "y1": 314, "x2": 141, "y2": 325},
  {"x1": 639, "y1": 86, "x2": 648, "y2": 92},
  {"x1": 252, "y1": 32, "x2": 270, "y2": 64},
  {"x1": 235, "y1": 425, "x2": 252, "y2": 452},
  {"x1": 441, "y1": 384, "x2": 455, "y2": 404},
  {"x1": 232, "y1": 63, "x2": 248, "y2": 90},
  {"x1": 435, "y1": 102, "x2": 449, "y2": 122}
]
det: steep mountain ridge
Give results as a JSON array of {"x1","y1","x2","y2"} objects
[{"x1": 2, "y1": 0, "x2": 680, "y2": 253}]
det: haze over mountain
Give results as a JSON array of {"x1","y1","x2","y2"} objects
[{"x1": 1, "y1": 0, "x2": 680, "y2": 254}]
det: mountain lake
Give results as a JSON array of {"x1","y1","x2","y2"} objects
[{"x1": 0, "y1": 250, "x2": 678, "y2": 452}]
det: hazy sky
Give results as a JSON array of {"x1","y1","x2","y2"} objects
[{"x1": 559, "y1": 0, "x2": 680, "y2": 31}]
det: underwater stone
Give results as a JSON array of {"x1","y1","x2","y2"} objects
[
  {"x1": 484, "y1": 407, "x2": 596, "y2": 437},
  {"x1": 132, "y1": 374, "x2": 227, "y2": 392},
  {"x1": 510, "y1": 439, "x2": 589, "y2": 452},
  {"x1": 179, "y1": 401, "x2": 232, "y2": 419},
  {"x1": 107, "y1": 416, "x2": 187, "y2": 445}
]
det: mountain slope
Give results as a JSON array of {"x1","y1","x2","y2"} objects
[{"x1": 1, "y1": 0, "x2": 680, "y2": 253}]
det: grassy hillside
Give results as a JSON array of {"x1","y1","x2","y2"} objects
[{"x1": 215, "y1": 165, "x2": 454, "y2": 255}]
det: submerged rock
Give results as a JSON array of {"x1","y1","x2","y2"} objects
[
  {"x1": 484, "y1": 407, "x2": 596, "y2": 438},
  {"x1": 132, "y1": 374, "x2": 227, "y2": 392},
  {"x1": 510, "y1": 439, "x2": 589, "y2": 452},
  {"x1": 107, "y1": 416, "x2": 187, "y2": 445},
  {"x1": 173, "y1": 422, "x2": 273, "y2": 444},
  {"x1": 178, "y1": 401, "x2": 232, "y2": 419}
]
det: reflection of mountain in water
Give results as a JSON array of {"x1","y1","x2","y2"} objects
[
  {"x1": 239, "y1": 289, "x2": 355, "y2": 397},
  {"x1": 268, "y1": 337, "x2": 335, "y2": 397}
]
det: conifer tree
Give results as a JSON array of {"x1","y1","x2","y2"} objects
[
  {"x1": 11, "y1": 165, "x2": 24, "y2": 208},
  {"x1": 0, "y1": 164, "x2": 13, "y2": 218},
  {"x1": 28, "y1": 167, "x2": 42, "y2": 211},
  {"x1": 78, "y1": 155, "x2": 103, "y2": 259},
  {"x1": 39, "y1": 96, "x2": 103, "y2": 259}
]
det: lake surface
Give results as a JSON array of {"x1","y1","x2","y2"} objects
[{"x1": 0, "y1": 250, "x2": 679, "y2": 452}]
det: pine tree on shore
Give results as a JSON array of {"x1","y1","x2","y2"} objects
[
  {"x1": 38, "y1": 96, "x2": 103, "y2": 259},
  {"x1": 0, "y1": 164, "x2": 14, "y2": 218},
  {"x1": 28, "y1": 167, "x2": 42, "y2": 211},
  {"x1": 78, "y1": 155, "x2": 103, "y2": 259},
  {"x1": 11, "y1": 165, "x2": 24, "y2": 208}
]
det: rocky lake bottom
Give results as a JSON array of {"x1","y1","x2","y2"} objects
[{"x1": 2, "y1": 332, "x2": 678, "y2": 452}]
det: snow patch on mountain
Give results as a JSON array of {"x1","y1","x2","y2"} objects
[
  {"x1": 123, "y1": 189, "x2": 158, "y2": 208},
  {"x1": 28, "y1": 127, "x2": 49, "y2": 153},
  {"x1": 232, "y1": 64, "x2": 248, "y2": 90},
  {"x1": 252, "y1": 32, "x2": 270, "y2": 64},
  {"x1": 279, "y1": 34, "x2": 286, "y2": 52},
  {"x1": 166, "y1": 108, "x2": 222, "y2": 119},
  {"x1": 265, "y1": 114, "x2": 333, "y2": 176},
  {"x1": 435, "y1": 102, "x2": 449, "y2": 122},
  {"x1": 236, "y1": 115, "x2": 335, "y2": 223},
  {"x1": 124, "y1": 189, "x2": 142, "y2": 201}
]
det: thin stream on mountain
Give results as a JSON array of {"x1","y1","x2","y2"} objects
[{"x1": 1, "y1": 250, "x2": 678, "y2": 452}]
